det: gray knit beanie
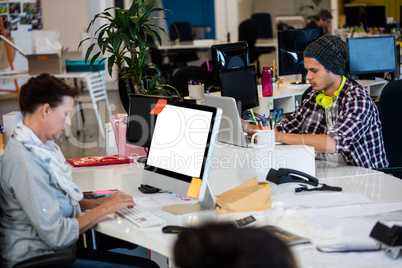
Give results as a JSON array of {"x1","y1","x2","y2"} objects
[{"x1": 304, "y1": 35, "x2": 349, "y2": 75}]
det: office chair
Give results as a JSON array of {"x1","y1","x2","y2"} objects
[
  {"x1": 75, "y1": 71, "x2": 112, "y2": 138},
  {"x1": 146, "y1": 35, "x2": 185, "y2": 84},
  {"x1": 13, "y1": 232, "x2": 159, "y2": 268},
  {"x1": 169, "y1": 22, "x2": 199, "y2": 65},
  {"x1": 250, "y1": 13, "x2": 276, "y2": 77},
  {"x1": 376, "y1": 80, "x2": 402, "y2": 179},
  {"x1": 171, "y1": 66, "x2": 214, "y2": 97},
  {"x1": 13, "y1": 251, "x2": 76, "y2": 268},
  {"x1": 238, "y1": 19, "x2": 258, "y2": 64},
  {"x1": 251, "y1": 13, "x2": 273, "y2": 39}
]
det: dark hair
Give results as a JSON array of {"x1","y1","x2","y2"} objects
[
  {"x1": 318, "y1": 9, "x2": 333, "y2": 21},
  {"x1": 19, "y1": 73, "x2": 78, "y2": 114},
  {"x1": 173, "y1": 222, "x2": 297, "y2": 268}
]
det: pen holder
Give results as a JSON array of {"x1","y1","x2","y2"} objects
[
  {"x1": 188, "y1": 84, "x2": 204, "y2": 100},
  {"x1": 251, "y1": 130, "x2": 275, "y2": 149}
]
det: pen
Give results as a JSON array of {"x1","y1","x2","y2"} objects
[
  {"x1": 262, "y1": 114, "x2": 269, "y2": 130},
  {"x1": 272, "y1": 60, "x2": 276, "y2": 78},
  {"x1": 275, "y1": 108, "x2": 283, "y2": 122}
]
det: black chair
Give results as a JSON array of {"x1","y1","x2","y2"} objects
[
  {"x1": 147, "y1": 35, "x2": 185, "y2": 84},
  {"x1": 169, "y1": 22, "x2": 199, "y2": 65},
  {"x1": 13, "y1": 232, "x2": 159, "y2": 268},
  {"x1": 376, "y1": 80, "x2": 402, "y2": 178},
  {"x1": 170, "y1": 21, "x2": 193, "y2": 42},
  {"x1": 13, "y1": 251, "x2": 76, "y2": 268},
  {"x1": 171, "y1": 66, "x2": 214, "y2": 97},
  {"x1": 251, "y1": 13, "x2": 273, "y2": 39},
  {"x1": 238, "y1": 19, "x2": 258, "y2": 64},
  {"x1": 250, "y1": 13, "x2": 276, "y2": 76}
]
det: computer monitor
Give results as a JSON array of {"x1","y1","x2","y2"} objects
[
  {"x1": 141, "y1": 101, "x2": 222, "y2": 214},
  {"x1": 366, "y1": 6, "x2": 386, "y2": 28},
  {"x1": 126, "y1": 94, "x2": 178, "y2": 162},
  {"x1": 277, "y1": 28, "x2": 323, "y2": 84},
  {"x1": 344, "y1": 6, "x2": 366, "y2": 27},
  {"x1": 219, "y1": 65, "x2": 259, "y2": 113},
  {"x1": 211, "y1": 41, "x2": 249, "y2": 88},
  {"x1": 348, "y1": 36, "x2": 397, "y2": 78}
]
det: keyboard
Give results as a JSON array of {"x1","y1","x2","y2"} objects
[{"x1": 116, "y1": 206, "x2": 166, "y2": 228}]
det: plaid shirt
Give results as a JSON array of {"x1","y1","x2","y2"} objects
[{"x1": 277, "y1": 78, "x2": 389, "y2": 169}]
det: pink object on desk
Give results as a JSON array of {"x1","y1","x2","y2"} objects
[
  {"x1": 110, "y1": 114, "x2": 147, "y2": 158},
  {"x1": 67, "y1": 154, "x2": 133, "y2": 167}
]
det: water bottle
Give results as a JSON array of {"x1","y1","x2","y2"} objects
[{"x1": 262, "y1": 66, "x2": 273, "y2": 97}]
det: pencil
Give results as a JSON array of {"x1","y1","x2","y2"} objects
[{"x1": 250, "y1": 109, "x2": 259, "y2": 129}]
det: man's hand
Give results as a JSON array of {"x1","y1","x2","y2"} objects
[{"x1": 241, "y1": 118, "x2": 257, "y2": 135}]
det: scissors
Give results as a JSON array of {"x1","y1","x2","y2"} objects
[{"x1": 271, "y1": 108, "x2": 283, "y2": 122}]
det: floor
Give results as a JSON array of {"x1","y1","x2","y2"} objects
[{"x1": 0, "y1": 89, "x2": 126, "y2": 159}]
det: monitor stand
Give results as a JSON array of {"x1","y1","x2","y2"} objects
[
  {"x1": 136, "y1": 156, "x2": 147, "y2": 163},
  {"x1": 161, "y1": 183, "x2": 215, "y2": 215}
]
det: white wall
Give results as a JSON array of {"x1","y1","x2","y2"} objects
[{"x1": 41, "y1": 0, "x2": 89, "y2": 52}]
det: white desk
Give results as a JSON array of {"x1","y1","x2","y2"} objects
[
  {"x1": 158, "y1": 38, "x2": 277, "y2": 51},
  {"x1": 73, "y1": 145, "x2": 402, "y2": 268},
  {"x1": 0, "y1": 70, "x2": 92, "y2": 80},
  {"x1": 0, "y1": 70, "x2": 92, "y2": 93},
  {"x1": 253, "y1": 79, "x2": 388, "y2": 116}
]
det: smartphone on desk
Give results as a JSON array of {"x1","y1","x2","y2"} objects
[{"x1": 235, "y1": 215, "x2": 256, "y2": 227}]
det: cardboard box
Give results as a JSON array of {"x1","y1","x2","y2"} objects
[
  {"x1": 0, "y1": 36, "x2": 63, "y2": 75},
  {"x1": 28, "y1": 51, "x2": 63, "y2": 75}
]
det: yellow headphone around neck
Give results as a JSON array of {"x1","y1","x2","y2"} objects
[{"x1": 315, "y1": 76, "x2": 346, "y2": 109}]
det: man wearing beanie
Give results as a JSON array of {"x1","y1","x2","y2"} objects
[{"x1": 275, "y1": 35, "x2": 388, "y2": 168}]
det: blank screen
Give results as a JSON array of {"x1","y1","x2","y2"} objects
[
  {"x1": 348, "y1": 36, "x2": 397, "y2": 74},
  {"x1": 146, "y1": 104, "x2": 213, "y2": 179},
  {"x1": 220, "y1": 66, "x2": 259, "y2": 112}
]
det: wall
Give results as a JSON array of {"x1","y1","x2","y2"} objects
[
  {"x1": 41, "y1": 0, "x2": 88, "y2": 52},
  {"x1": 162, "y1": 0, "x2": 215, "y2": 39}
]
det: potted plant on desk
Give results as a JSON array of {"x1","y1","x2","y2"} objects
[{"x1": 79, "y1": 0, "x2": 179, "y2": 112}]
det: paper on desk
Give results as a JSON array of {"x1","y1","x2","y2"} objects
[
  {"x1": 276, "y1": 192, "x2": 372, "y2": 208},
  {"x1": 134, "y1": 193, "x2": 197, "y2": 208}
]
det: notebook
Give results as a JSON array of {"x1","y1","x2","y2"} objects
[{"x1": 204, "y1": 94, "x2": 252, "y2": 148}]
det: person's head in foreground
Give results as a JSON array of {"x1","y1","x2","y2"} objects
[{"x1": 173, "y1": 222, "x2": 297, "y2": 268}]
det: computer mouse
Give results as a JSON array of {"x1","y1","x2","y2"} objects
[{"x1": 162, "y1": 225, "x2": 187, "y2": 234}]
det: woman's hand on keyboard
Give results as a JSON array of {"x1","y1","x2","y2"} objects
[
  {"x1": 100, "y1": 191, "x2": 136, "y2": 213},
  {"x1": 77, "y1": 191, "x2": 136, "y2": 235}
]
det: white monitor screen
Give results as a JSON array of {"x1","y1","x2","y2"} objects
[{"x1": 144, "y1": 102, "x2": 220, "y2": 188}]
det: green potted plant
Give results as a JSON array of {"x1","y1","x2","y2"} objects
[{"x1": 79, "y1": 0, "x2": 178, "y2": 105}]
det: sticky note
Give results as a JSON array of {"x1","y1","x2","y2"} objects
[
  {"x1": 187, "y1": 178, "x2": 202, "y2": 199},
  {"x1": 150, "y1": 99, "x2": 167, "y2": 115},
  {"x1": 92, "y1": 190, "x2": 113, "y2": 196}
]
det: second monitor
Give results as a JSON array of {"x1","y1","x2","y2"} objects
[
  {"x1": 277, "y1": 28, "x2": 323, "y2": 84},
  {"x1": 219, "y1": 65, "x2": 259, "y2": 113}
]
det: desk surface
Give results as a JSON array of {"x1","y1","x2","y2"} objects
[
  {"x1": 0, "y1": 70, "x2": 92, "y2": 79},
  {"x1": 73, "y1": 145, "x2": 402, "y2": 267},
  {"x1": 159, "y1": 38, "x2": 277, "y2": 50}
]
